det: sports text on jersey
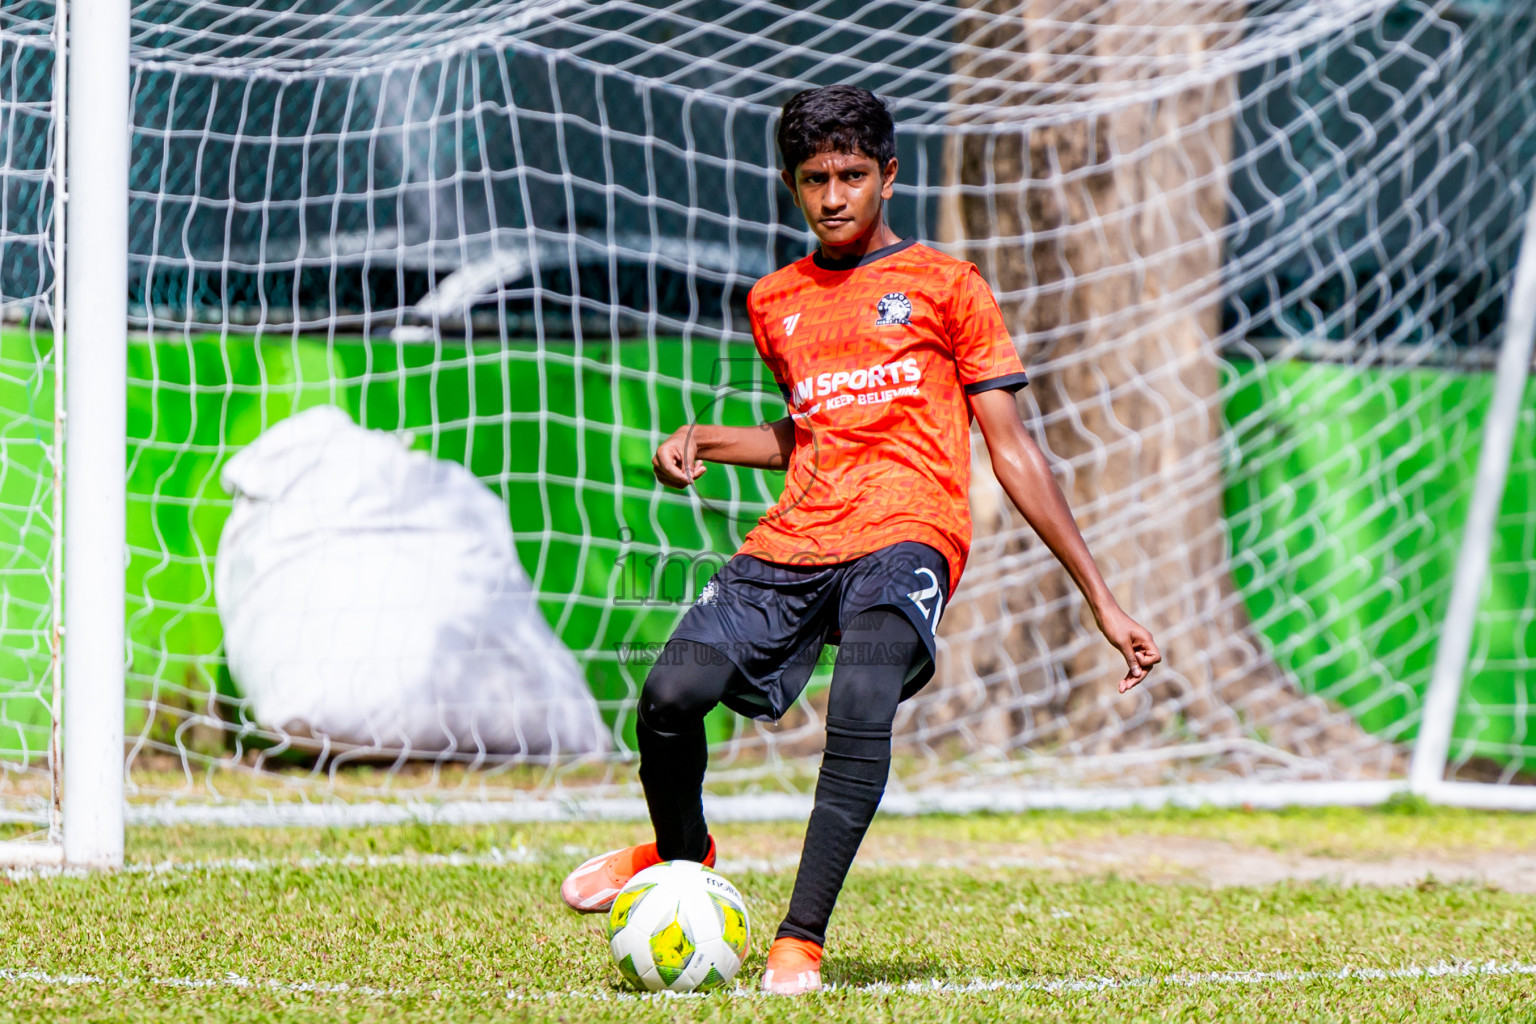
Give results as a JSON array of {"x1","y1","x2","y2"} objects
[{"x1": 788, "y1": 357, "x2": 922, "y2": 408}]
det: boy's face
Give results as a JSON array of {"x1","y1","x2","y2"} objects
[{"x1": 782, "y1": 149, "x2": 898, "y2": 250}]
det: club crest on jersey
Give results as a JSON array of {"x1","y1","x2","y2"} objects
[
  {"x1": 874, "y1": 292, "x2": 913, "y2": 326},
  {"x1": 783, "y1": 313, "x2": 801, "y2": 336}
]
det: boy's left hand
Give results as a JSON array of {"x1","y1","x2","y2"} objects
[{"x1": 1095, "y1": 607, "x2": 1161, "y2": 693}]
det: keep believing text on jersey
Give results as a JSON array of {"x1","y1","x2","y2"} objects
[{"x1": 789, "y1": 357, "x2": 922, "y2": 413}]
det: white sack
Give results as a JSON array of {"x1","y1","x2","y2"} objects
[{"x1": 215, "y1": 406, "x2": 608, "y2": 757}]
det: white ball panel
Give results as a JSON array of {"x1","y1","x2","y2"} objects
[{"x1": 679, "y1": 887, "x2": 724, "y2": 944}]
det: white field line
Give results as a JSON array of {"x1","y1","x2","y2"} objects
[
  {"x1": 515, "y1": 961, "x2": 1536, "y2": 1001},
  {"x1": 1, "y1": 959, "x2": 1533, "y2": 1003},
  {"x1": 842, "y1": 960, "x2": 1536, "y2": 997},
  {"x1": 2, "y1": 847, "x2": 550, "y2": 882},
  {"x1": 0, "y1": 966, "x2": 397, "y2": 997},
  {"x1": 0, "y1": 848, "x2": 799, "y2": 883}
]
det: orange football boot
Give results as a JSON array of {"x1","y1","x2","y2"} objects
[
  {"x1": 760, "y1": 936, "x2": 824, "y2": 995},
  {"x1": 559, "y1": 835, "x2": 717, "y2": 913}
]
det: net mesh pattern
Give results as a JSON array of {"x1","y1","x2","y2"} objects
[
  {"x1": 0, "y1": 3, "x2": 58, "y2": 828},
  {"x1": 0, "y1": 0, "x2": 1532, "y2": 817}
]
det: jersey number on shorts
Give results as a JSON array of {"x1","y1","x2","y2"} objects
[{"x1": 906, "y1": 567, "x2": 943, "y2": 634}]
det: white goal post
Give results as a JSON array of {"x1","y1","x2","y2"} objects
[
  {"x1": 59, "y1": 0, "x2": 128, "y2": 870},
  {"x1": 1410, "y1": 179, "x2": 1536, "y2": 806},
  {"x1": 0, "y1": 0, "x2": 1534, "y2": 866}
]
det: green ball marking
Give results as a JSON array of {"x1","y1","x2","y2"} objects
[
  {"x1": 710, "y1": 894, "x2": 750, "y2": 959},
  {"x1": 649, "y1": 913, "x2": 696, "y2": 982},
  {"x1": 607, "y1": 883, "x2": 653, "y2": 941},
  {"x1": 615, "y1": 953, "x2": 644, "y2": 991}
]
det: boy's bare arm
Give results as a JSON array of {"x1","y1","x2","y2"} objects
[
  {"x1": 653, "y1": 418, "x2": 796, "y2": 487},
  {"x1": 969, "y1": 387, "x2": 1162, "y2": 692}
]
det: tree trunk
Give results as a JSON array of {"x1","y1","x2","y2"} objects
[{"x1": 905, "y1": 0, "x2": 1403, "y2": 783}]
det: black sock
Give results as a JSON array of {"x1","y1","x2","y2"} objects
[
  {"x1": 636, "y1": 639, "x2": 735, "y2": 863},
  {"x1": 637, "y1": 713, "x2": 711, "y2": 861},
  {"x1": 775, "y1": 715, "x2": 893, "y2": 945},
  {"x1": 775, "y1": 609, "x2": 924, "y2": 946}
]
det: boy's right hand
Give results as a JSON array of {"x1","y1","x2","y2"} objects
[{"x1": 653, "y1": 427, "x2": 707, "y2": 488}]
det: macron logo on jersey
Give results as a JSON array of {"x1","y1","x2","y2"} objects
[{"x1": 783, "y1": 313, "x2": 801, "y2": 336}]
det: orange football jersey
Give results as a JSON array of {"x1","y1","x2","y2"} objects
[{"x1": 738, "y1": 238, "x2": 1027, "y2": 598}]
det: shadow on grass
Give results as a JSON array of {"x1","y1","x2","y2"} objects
[{"x1": 826, "y1": 956, "x2": 953, "y2": 988}]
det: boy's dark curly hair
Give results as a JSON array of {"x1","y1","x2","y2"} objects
[{"x1": 776, "y1": 85, "x2": 895, "y2": 174}]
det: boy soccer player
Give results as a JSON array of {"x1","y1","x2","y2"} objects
[{"x1": 561, "y1": 85, "x2": 1161, "y2": 994}]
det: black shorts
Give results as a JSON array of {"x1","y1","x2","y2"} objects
[{"x1": 669, "y1": 540, "x2": 950, "y2": 721}]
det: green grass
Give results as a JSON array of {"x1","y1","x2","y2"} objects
[{"x1": 1, "y1": 807, "x2": 1535, "y2": 1021}]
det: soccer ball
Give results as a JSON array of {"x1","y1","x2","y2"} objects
[{"x1": 606, "y1": 860, "x2": 751, "y2": 992}]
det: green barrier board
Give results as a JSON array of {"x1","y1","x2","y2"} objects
[
  {"x1": 0, "y1": 331, "x2": 781, "y2": 754},
  {"x1": 1223, "y1": 357, "x2": 1536, "y2": 763},
  {"x1": 0, "y1": 333, "x2": 1530, "y2": 767}
]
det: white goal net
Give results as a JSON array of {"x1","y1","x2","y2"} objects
[{"x1": 0, "y1": 0, "x2": 1534, "y2": 842}]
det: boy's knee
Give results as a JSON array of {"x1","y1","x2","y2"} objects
[
  {"x1": 638, "y1": 680, "x2": 702, "y2": 735},
  {"x1": 639, "y1": 640, "x2": 726, "y2": 734}
]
